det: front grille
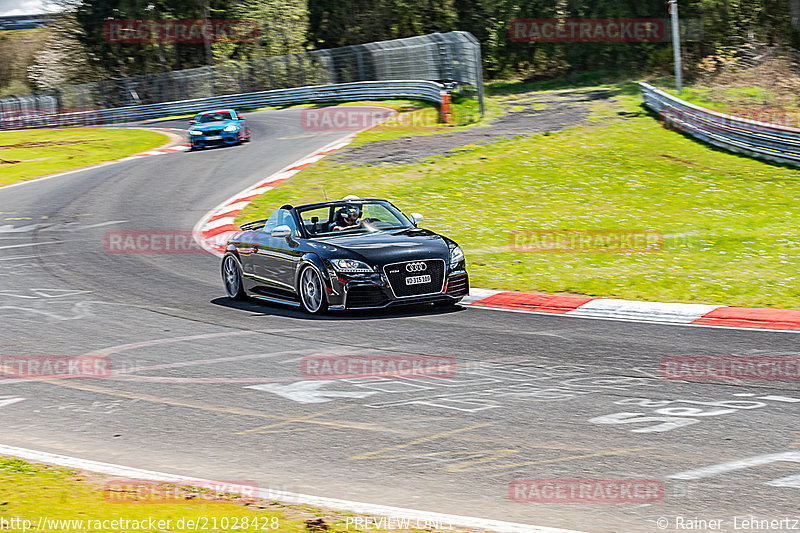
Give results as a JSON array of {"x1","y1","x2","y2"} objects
[
  {"x1": 445, "y1": 274, "x2": 469, "y2": 297},
  {"x1": 383, "y1": 259, "x2": 445, "y2": 298},
  {"x1": 202, "y1": 129, "x2": 222, "y2": 136},
  {"x1": 346, "y1": 286, "x2": 389, "y2": 308}
]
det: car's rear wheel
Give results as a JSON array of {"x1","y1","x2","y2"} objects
[
  {"x1": 222, "y1": 255, "x2": 247, "y2": 300},
  {"x1": 299, "y1": 266, "x2": 328, "y2": 314}
]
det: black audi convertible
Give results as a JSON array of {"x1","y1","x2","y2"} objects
[{"x1": 221, "y1": 198, "x2": 469, "y2": 313}]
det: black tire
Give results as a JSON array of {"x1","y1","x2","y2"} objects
[
  {"x1": 222, "y1": 255, "x2": 247, "y2": 300},
  {"x1": 298, "y1": 265, "x2": 328, "y2": 314}
]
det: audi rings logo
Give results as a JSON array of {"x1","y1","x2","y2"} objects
[{"x1": 405, "y1": 262, "x2": 427, "y2": 273}]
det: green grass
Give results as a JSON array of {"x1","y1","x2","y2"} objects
[
  {"x1": 656, "y1": 84, "x2": 798, "y2": 120},
  {"x1": 238, "y1": 83, "x2": 800, "y2": 309},
  {"x1": 0, "y1": 28, "x2": 40, "y2": 34},
  {"x1": 0, "y1": 128, "x2": 168, "y2": 187},
  {"x1": 657, "y1": 86, "x2": 764, "y2": 114},
  {"x1": 0, "y1": 458, "x2": 286, "y2": 532},
  {"x1": 0, "y1": 457, "x2": 429, "y2": 533}
]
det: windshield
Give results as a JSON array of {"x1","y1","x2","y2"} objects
[
  {"x1": 197, "y1": 112, "x2": 232, "y2": 123},
  {"x1": 297, "y1": 200, "x2": 413, "y2": 237}
]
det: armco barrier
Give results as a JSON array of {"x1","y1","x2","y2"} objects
[
  {"x1": 640, "y1": 82, "x2": 800, "y2": 167},
  {"x1": 0, "y1": 80, "x2": 443, "y2": 130}
]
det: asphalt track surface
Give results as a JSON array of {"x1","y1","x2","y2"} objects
[{"x1": 0, "y1": 109, "x2": 798, "y2": 533}]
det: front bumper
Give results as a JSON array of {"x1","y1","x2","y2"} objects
[
  {"x1": 325, "y1": 265, "x2": 469, "y2": 311},
  {"x1": 190, "y1": 132, "x2": 240, "y2": 147}
]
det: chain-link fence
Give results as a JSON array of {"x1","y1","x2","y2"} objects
[{"x1": 0, "y1": 31, "x2": 483, "y2": 129}]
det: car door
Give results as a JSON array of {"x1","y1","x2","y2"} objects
[
  {"x1": 234, "y1": 231, "x2": 259, "y2": 277},
  {"x1": 244, "y1": 210, "x2": 279, "y2": 292},
  {"x1": 251, "y1": 209, "x2": 301, "y2": 299}
]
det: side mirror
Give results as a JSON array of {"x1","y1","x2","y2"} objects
[
  {"x1": 271, "y1": 225, "x2": 292, "y2": 239},
  {"x1": 409, "y1": 212, "x2": 424, "y2": 226}
]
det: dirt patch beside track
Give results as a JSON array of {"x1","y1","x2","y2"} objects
[{"x1": 336, "y1": 89, "x2": 618, "y2": 165}]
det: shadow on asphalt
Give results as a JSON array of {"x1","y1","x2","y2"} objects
[{"x1": 209, "y1": 297, "x2": 465, "y2": 321}]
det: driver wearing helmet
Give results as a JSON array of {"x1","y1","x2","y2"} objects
[{"x1": 332, "y1": 204, "x2": 362, "y2": 231}]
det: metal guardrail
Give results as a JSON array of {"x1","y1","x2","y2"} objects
[
  {"x1": 0, "y1": 80, "x2": 444, "y2": 130},
  {"x1": 641, "y1": 82, "x2": 800, "y2": 167}
]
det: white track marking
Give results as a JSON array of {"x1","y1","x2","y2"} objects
[
  {"x1": 0, "y1": 444, "x2": 586, "y2": 533},
  {"x1": 463, "y1": 302, "x2": 800, "y2": 333},
  {"x1": 668, "y1": 451, "x2": 800, "y2": 482},
  {"x1": 0, "y1": 241, "x2": 62, "y2": 250},
  {"x1": 0, "y1": 397, "x2": 25, "y2": 408},
  {"x1": 567, "y1": 299, "x2": 723, "y2": 323},
  {"x1": 246, "y1": 380, "x2": 379, "y2": 403},
  {"x1": 459, "y1": 288, "x2": 501, "y2": 304}
]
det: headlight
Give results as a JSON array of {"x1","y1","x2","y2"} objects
[
  {"x1": 331, "y1": 259, "x2": 373, "y2": 273},
  {"x1": 189, "y1": 130, "x2": 202, "y2": 135},
  {"x1": 223, "y1": 125, "x2": 239, "y2": 132},
  {"x1": 450, "y1": 245, "x2": 465, "y2": 265}
]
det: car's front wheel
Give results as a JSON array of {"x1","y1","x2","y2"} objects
[
  {"x1": 222, "y1": 255, "x2": 247, "y2": 300},
  {"x1": 298, "y1": 265, "x2": 328, "y2": 314}
]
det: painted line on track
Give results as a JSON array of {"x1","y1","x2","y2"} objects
[{"x1": 0, "y1": 444, "x2": 586, "y2": 533}]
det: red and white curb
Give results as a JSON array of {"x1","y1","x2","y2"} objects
[
  {"x1": 0, "y1": 444, "x2": 584, "y2": 533},
  {"x1": 193, "y1": 136, "x2": 356, "y2": 255},
  {"x1": 118, "y1": 143, "x2": 190, "y2": 161},
  {"x1": 461, "y1": 290, "x2": 800, "y2": 331}
]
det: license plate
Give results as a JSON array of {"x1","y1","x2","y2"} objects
[
  {"x1": 205, "y1": 135, "x2": 222, "y2": 140},
  {"x1": 406, "y1": 275, "x2": 431, "y2": 285}
]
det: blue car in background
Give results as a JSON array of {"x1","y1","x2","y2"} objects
[{"x1": 188, "y1": 109, "x2": 251, "y2": 150}]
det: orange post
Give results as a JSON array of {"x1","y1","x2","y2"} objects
[{"x1": 440, "y1": 91, "x2": 451, "y2": 125}]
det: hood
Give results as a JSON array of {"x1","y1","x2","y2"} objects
[
  {"x1": 191, "y1": 120, "x2": 239, "y2": 131},
  {"x1": 314, "y1": 228, "x2": 451, "y2": 265}
]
